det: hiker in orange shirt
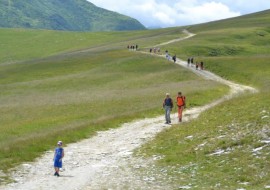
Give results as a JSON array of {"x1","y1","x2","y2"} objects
[{"x1": 176, "y1": 92, "x2": 186, "y2": 122}]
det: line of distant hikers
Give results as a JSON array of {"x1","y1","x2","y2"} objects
[
  {"x1": 126, "y1": 45, "x2": 205, "y2": 70},
  {"x1": 127, "y1": 44, "x2": 138, "y2": 51},
  {"x1": 125, "y1": 46, "x2": 208, "y2": 125},
  {"x1": 187, "y1": 57, "x2": 204, "y2": 70},
  {"x1": 149, "y1": 47, "x2": 161, "y2": 54}
]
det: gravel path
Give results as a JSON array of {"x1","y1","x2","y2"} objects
[{"x1": 0, "y1": 31, "x2": 258, "y2": 190}]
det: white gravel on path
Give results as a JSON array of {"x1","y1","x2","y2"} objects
[{"x1": 0, "y1": 31, "x2": 258, "y2": 190}]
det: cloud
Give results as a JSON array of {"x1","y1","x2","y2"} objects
[
  {"x1": 88, "y1": 0, "x2": 269, "y2": 28},
  {"x1": 174, "y1": 1, "x2": 241, "y2": 25},
  {"x1": 131, "y1": 1, "x2": 178, "y2": 27}
]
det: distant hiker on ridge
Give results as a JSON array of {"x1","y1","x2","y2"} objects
[
  {"x1": 187, "y1": 57, "x2": 191, "y2": 66},
  {"x1": 172, "y1": 55, "x2": 176, "y2": 63},
  {"x1": 196, "y1": 62, "x2": 199, "y2": 70},
  {"x1": 191, "y1": 57, "x2": 194, "y2": 65},
  {"x1": 200, "y1": 61, "x2": 204, "y2": 70},
  {"x1": 165, "y1": 50, "x2": 170, "y2": 60}
]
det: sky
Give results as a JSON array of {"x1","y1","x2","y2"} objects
[{"x1": 87, "y1": 0, "x2": 270, "y2": 28}]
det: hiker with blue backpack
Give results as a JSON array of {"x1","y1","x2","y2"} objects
[{"x1": 163, "y1": 93, "x2": 173, "y2": 124}]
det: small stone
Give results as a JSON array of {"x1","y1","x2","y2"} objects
[{"x1": 179, "y1": 185, "x2": 191, "y2": 189}]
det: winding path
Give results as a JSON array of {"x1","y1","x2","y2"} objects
[{"x1": 1, "y1": 31, "x2": 258, "y2": 190}]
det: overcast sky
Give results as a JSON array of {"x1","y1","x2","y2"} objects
[{"x1": 87, "y1": 0, "x2": 270, "y2": 28}]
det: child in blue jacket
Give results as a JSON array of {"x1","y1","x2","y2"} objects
[{"x1": 53, "y1": 141, "x2": 64, "y2": 177}]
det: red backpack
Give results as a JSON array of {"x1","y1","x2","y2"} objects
[{"x1": 177, "y1": 96, "x2": 186, "y2": 107}]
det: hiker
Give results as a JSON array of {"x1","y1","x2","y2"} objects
[
  {"x1": 167, "y1": 54, "x2": 171, "y2": 61},
  {"x1": 187, "y1": 57, "x2": 190, "y2": 66},
  {"x1": 163, "y1": 93, "x2": 173, "y2": 124},
  {"x1": 200, "y1": 61, "x2": 204, "y2": 70},
  {"x1": 176, "y1": 92, "x2": 186, "y2": 122},
  {"x1": 165, "y1": 50, "x2": 168, "y2": 58},
  {"x1": 150, "y1": 48, "x2": 152, "y2": 53},
  {"x1": 135, "y1": 44, "x2": 138, "y2": 50},
  {"x1": 172, "y1": 55, "x2": 176, "y2": 63},
  {"x1": 196, "y1": 62, "x2": 199, "y2": 70},
  {"x1": 53, "y1": 141, "x2": 64, "y2": 177},
  {"x1": 191, "y1": 57, "x2": 194, "y2": 65}
]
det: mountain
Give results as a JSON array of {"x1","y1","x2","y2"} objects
[{"x1": 0, "y1": 0, "x2": 146, "y2": 31}]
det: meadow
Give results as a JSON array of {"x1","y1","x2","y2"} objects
[
  {"x1": 0, "y1": 27, "x2": 185, "y2": 64},
  {"x1": 1, "y1": 9, "x2": 269, "y2": 188},
  {"x1": 0, "y1": 27, "x2": 228, "y2": 183},
  {"x1": 137, "y1": 11, "x2": 270, "y2": 189}
]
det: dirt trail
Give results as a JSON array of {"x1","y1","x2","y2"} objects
[
  {"x1": 1, "y1": 31, "x2": 258, "y2": 190},
  {"x1": 149, "y1": 29, "x2": 196, "y2": 47}
]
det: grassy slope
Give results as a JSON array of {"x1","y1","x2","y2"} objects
[
  {"x1": 137, "y1": 10, "x2": 270, "y2": 189},
  {"x1": 0, "y1": 27, "x2": 185, "y2": 64},
  {"x1": 0, "y1": 27, "x2": 228, "y2": 182}
]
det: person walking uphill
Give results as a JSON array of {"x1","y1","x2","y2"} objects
[
  {"x1": 176, "y1": 92, "x2": 186, "y2": 122},
  {"x1": 163, "y1": 93, "x2": 173, "y2": 124},
  {"x1": 172, "y1": 55, "x2": 176, "y2": 63},
  {"x1": 53, "y1": 141, "x2": 64, "y2": 177}
]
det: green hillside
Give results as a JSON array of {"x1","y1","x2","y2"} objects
[
  {"x1": 139, "y1": 9, "x2": 270, "y2": 189},
  {"x1": 0, "y1": 8, "x2": 269, "y2": 189},
  {"x1": 0, "y1": 0, "x2": 145, "y2": 31},
  {"x1": 0, "y1": 27, "x2": 228, "y2": 183}
]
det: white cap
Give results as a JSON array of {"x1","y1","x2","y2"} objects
[
  {"x1": 57, "y1": 141, "x2": 62, "y2": 146},
  {"x1": 166, "y1": 93, "x2": 170, "y2": 96}
]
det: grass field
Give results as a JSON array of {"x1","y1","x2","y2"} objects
[
  {"x1": 1, "y1": 9, "x2": 270, "y2": 188},
  {"x1": 0, "y1": 27, "x2": 228, "y2": 183},
  {"x1": 0, "y1": 27, "x2": 186, "y2": 64},
  {"x1": 137, "y1": 10, "x2": 270, "y2": 189}
]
